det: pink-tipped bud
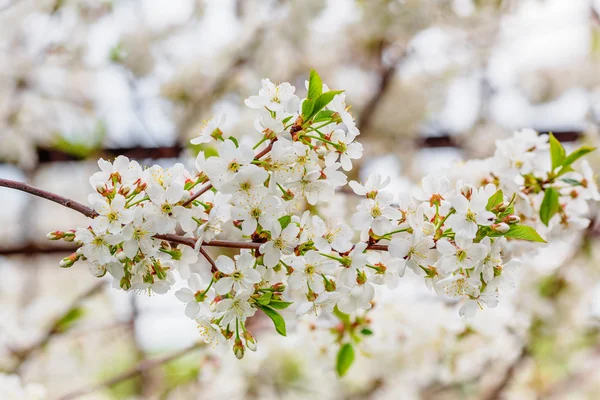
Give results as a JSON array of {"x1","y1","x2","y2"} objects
[
  {"x1": 491, "y1": 223, "x2": 510, "y2": 233},
  {"x1": 60, "y1": 252, "x2": 80, "y2": 268},
  {"x1": 505, "y1": 215, "x2": 521, "y2": 224},
  {"x1": 46, "y1": 231, "x2": 63, "y2": 240}
]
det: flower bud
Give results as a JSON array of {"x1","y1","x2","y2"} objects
[
  {"x1": 325, "y1": 278, "x2": 337, "y2": 292},
  {"x1": 492, "y1": 202, "x2": 509, "y2": 213},
  {"x1": 504, "y1": 215, "x2": 520, "y2": 224},
  {"x1": 120, "y1": 276, "x2": 132, "y2": 291},
  {"x1": 46, "y1": 230, "x2": 63, "y2": 240},
  {"x1": 243, "y1": 331, "x2": 257, "y2": 352},
  {"x1": 233, "y1": 338, "x2": 245, "y2": 359},
  {"x1": 491, "y1": 223, "x2": 510, "y2": 233},
  {"x1": 63, "y1": 231, "x2": 76, "y2": 242},
  {"x1": 117, "y1": 251, "x2": 127, "y2": 262},
  {"x1": 59, "y1": 252, "x2": 80, "y2": 268}
]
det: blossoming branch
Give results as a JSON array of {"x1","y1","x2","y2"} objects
[{"x1": 0, "y1": 70, "x2": 597, "y2": 376}]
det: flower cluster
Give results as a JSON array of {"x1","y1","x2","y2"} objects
[{"x1": 46, "y1": 71, "x2": 598, "y2": 373}]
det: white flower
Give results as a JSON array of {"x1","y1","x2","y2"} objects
[
  {"x1": 446, "y1": 184, "x2": 497, "y2": 239},
  {"x1": 339, "y1": 242, "x2": 369, "y2": 286},
  {"x1": 216, "y1": 293, "x2": 257, "y2": 329},
  {"x1": 349, "y1": 174, "x2": 391, "y2": 197},
  {"x1": 580, "y1": 160, "x2": 600, "y2": 201},
  {"x1": 165, "y1": 244, "x2": 199, "y2": 280},
  {"x1": 146, "y1": 180, "x2": 186, "y2": 234},
  {"x1": 254, "y1": 111, "x2": 285, "y2": 137},
  {"x1": 435, "y1": 235, "x2": 488, "y2": 274},
  {"x1": 89, "y1": 193, "x2": 134, "y2": 234},
  {"x1": 75, "y1": 227, "x2": 123, "y2": 264},
  {"x1": 191, "y1": 114, "x2": 226, "y2": 145},
  {"x1": 325, "y1": 129, "x2": 363, "y2": 171},
  {"x1": 475, "y1": 237, "x2": 505, "y2": 283},
  {"x1": 204, "y1": 139, "x2": 255, "y2": 190},
  {"x1": 289, "y1": 251, "x2": 337, "y2": 294},
  {"x1": 336, "y1": 281, "x2": 375, "y2": 314},
  {"x1": 287, "y1": 169, "x2": 333, "y2": 205},
  {"x1": 328, "y1": 92, "x2": 359, "y2": 138},
  {"x1": 89, "y1": 155, "x2": 143, "y2": 190},
  {"x1": 296, "y1": 291, "x2": 340, "y2": 317},
  {"x1": 213, "y1": 253, "x2": 261, "y2": 295},
  {"x1": 260, "y1": 223, "x2": 300, "y2": 268},
  {"x1": 175, "y1": 274, "x2": 206, "y2": 318},
  {"x1": 412, "y1": 175, "x2": 450, "y2": 205},
  {"x1": 196, "y1": 316, "x2": 226, "y2": 349},
  {"x1": 244, "y1": 79, "x2": 300, "y2": 113},
  {"x1": 312, "y1": 218, "x2": 353, "y2": 253},
  {"x1": 232, "y1": 194, "x2": 281, "y2": 235},
  {"x1": 351, "y1": 191, "x2": 402, "y2": 236},
  {"x1": 389, "y1": 233, "x2": 435, "y2": 274},
  {"x1": 122, "y1": 208, "x2": 157, "y2": 259},
  {"x1": 131, "y1": 269, "x2": 175, "y2": 295},
  {"x1": 435, "y1": 273, "x2": 480, "y2": 299},
  {"x1": 221, "y1": 164, "x2": 269, "y2": 198},
  {"x1": 367, "y1": 251, "x2": 407, "y2": 288}
]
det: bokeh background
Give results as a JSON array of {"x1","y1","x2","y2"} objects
[{"x1": 2, "y1": 0, "x2": 600, "y2": 398}]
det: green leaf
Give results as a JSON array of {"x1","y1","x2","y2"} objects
[
  {"x1": 302, "y1": 99, "x2": 315, "y2": 120},
  {"x1": 307, "y1": 69, "x2": 323, "y2": 100},
  {"x1": 313, "y1": 109, "x2": 336, "y2": 123},
  {"x1": 360, "y1": 328, "x2": 373, "y2": 336},
  {"x1": 278, "y1": 215, "x2": 292, "y2": 230},
  {"x1": 268, "y1": 300, "x2": 293, "y2": 309},
  {"x1": 258, "y1": 305, "x2": 286, "y2": 336},
  {"x1": 561, "y1": 178, "x2": 582, "y2": 186},
  {"x1": 308, "y1": 90, "x2": 344, "y2": 121},
  {"x1": 227, "y1": 136, "x2": 239, "y2": 147},
  {"x1": 549, "y1": 133, "x2": 566, "y2": 170},
  {"x1": 255, "y1": 291, "x2": 273, "y2": 306},
  {"x1": 504, "y1": 225, "x2": 546, "y2": 243},
  {"x1": 562, "y1": 146, "x2": 596, "y2": 168},
  {"x1": 486, "y1": 190, "x2": 504, "y2": 211},
  {"x1": 336, "y1": 343, "x2": 355, "y2": 377},
  {"x1": 282, "y1": 115, "x2": 294, "y2": 125},
  {"x1": 539, "y1": 187, "x2": 561, "y2": 226}
]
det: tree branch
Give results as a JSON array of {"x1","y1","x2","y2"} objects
[
  {"x1": 0, "y1": 178, "x2": 390, "y2": 252},
  {"x1": 57, "y1": 342, "x2": 204, "y2": 400},
  {"x1": 0, "y1": 178, "x2": 97, "y2": 218}
]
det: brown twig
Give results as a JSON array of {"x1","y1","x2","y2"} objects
[
  {"x1": 199, "y1": 247, "x2": 218, "y2": 273},
  {"x1": 0, "y1": 178, "x2": 97, "y2": 218},
  {"x1": 57, "y1": 342, "x2": 205, "y2": 400}
]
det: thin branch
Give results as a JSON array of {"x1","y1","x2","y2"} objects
[
  {"x1": 0, "y1": 179, "x2": 388, "y2": 253},
  {"x1": 57, "y1": 342, "x2": 205, "y2": 400},
  {"x1": 0, "y1": 178, "x2": 97, "y2": 218},
  {"x1": 199, "y1": 247, "x2": 218, "y2": 273},
  {"x1": 9, "y1": 281, "x2": 105, "y2": 373}
]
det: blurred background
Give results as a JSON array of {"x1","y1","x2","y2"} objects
[{"x1": 2, "y1": 0, "x2": 600, "y2": 398}]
